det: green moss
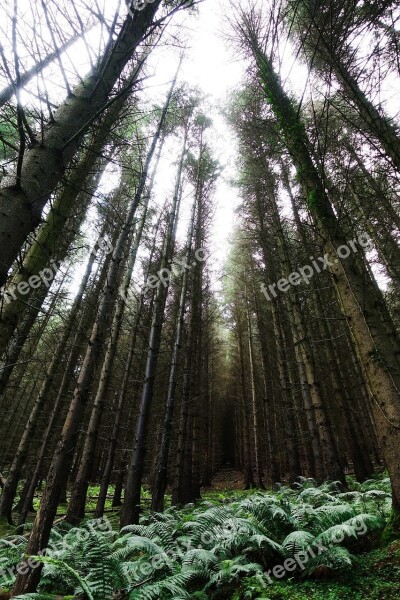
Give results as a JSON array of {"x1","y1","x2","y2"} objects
[{"x1": 307, "y1": 189, "x2": 319, "y2": 210}]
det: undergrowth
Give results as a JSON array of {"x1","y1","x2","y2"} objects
[{"x1": 0, "y1": 474, "x2": 395, "y2": 599}]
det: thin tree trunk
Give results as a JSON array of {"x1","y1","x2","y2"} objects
[
  {"x1": 151, "y1": 190, "x2": 196, "y2": 512},
  {"x1": 66, "y1": 145, "x2": 161, "y2": 523},
  {"x1": 121, "y1": 126, "x2": 185, "y2": 527},
  {"x1": 246, "y1": 303, "x2": 265, "y2": 488},
  {"x1": 17, "y1": 230, "x2": 105, "y2": 526},
  {"x1": 94, "y1": 217, "x2": 162, "y2": 518}
]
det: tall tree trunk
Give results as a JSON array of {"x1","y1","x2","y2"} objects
[
  {"x1": 246, "y1": 303, "x2": 265, "y2": 488},
  {"x1": 0, "y1": 1, "x2": 165, "y2": 286},
  {"x1": 94, "y1": 217, "x2": 161, "y2": 518},
  {"x1": 66, "y1": 145, "x2": 161, "y2": 523},
  {"x1": 120, "y1": 127, "x2": 185, "y2": 527},
  {"x1": 236, "y1": 314, "x2": 256, "y2": 490},
  {"x1": 151, "y1": 190, "x2": 196, "y2": 512},
  {"x1": 253, "y1": 295, "x2": 280, "y2": 483},
  {"x1": 282, "y1": 160, "x2": 376, "y2": 479},
  {"x1": 247, "y1": 34, "x2": 400, "y2": 528},
  {"x1": 16, "y1": 230, "x2": 105, "y2": 527}
]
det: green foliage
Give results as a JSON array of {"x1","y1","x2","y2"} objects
[{"x1": 1, "y1": 477, "x2": 395, "y2": 599}]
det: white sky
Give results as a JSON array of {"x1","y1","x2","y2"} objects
[
  {"x1": 144, "y1": 1, "x2": 245, "y2": 277},
  {"x1": 97, "y1": 0, "x2": 249, "y2": 291}
]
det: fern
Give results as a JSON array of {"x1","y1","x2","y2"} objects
[
  {"x1": 283, "y1": 530, "x2": 315, "y2": 556},
  {"x1": 129, "y1": 567, "x2": 198, "y2": 599},
  {"x1": 302, "y1": 545, "x2": 353, "y2": 577},
  {"x1": 313, "y1": 503, "x2": 355, "y2": 529},
  {"x1": 32, "y1": 555, "x2": 95, "y2": 600},
  {"x1": 1, "y1": 479, "x2": 391, "y2": 599}
]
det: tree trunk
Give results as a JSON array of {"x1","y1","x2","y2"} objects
[
  {"x1": 249, "y1": 37, "x2": 400, "y2": 527},
  {"x1": 66, "y1": 146, "x2": 160, "y2": 523},
  {"x1": 151, "y1": 189, "x2": 196, "y2": 512},
  {"x1": 120, "y1": 124, "x2": 185, "y2": 527},
  {"x1": 17, "y1": 230, "x2": 105, "y2": 526},
  {"x1": 12, "y1": 58, "x2": 173, "y2": 595},
  {"x1": 0, "y1": 1, "x2": 164, "y2": 287},
  {"x1": 94, "y1": 216, "x2": 162, "y2": 518}
]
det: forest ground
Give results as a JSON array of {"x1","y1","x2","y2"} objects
[{"x1": 0, "y1": 472, "x2": 399, "y2": 599}]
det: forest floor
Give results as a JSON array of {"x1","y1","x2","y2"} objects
[
  {"x1": 233, "y1": 540, "x2": 400, "y2": 599},
  {"x1": 1, "y1": 474, "x2": 399, "y2": 599}
]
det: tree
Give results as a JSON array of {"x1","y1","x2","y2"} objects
[
  {"x1": 0, "y1": 0, "x2": 193, "y2": 287},
  {"x1": 232, "y1": 3, "x2": 400, "y2": 531}
]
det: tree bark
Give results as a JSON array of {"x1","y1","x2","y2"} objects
[
  {"x1": 12, "y1": 56, "x2": 172, "y2": 594},
  {"x1": 248, "y1": 35, "x2": 400, "y2": 525},
  {"x1": 151, "y1": 189, "x2": 196, "y2": 512}
]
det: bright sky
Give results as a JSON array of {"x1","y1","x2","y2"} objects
[
  {"x1": 143, "y1": 0, "x2": 246, "y2": 276},
  {"x1": 98, "y1": 0, "x2": 250, "y2": 290}
]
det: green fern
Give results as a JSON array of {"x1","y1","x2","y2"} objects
[
  {"x1": 129, "y1": 567, "x2": 198, "y2": 599},
  {"x1": 283, "y1": 530, "x2": 315, "y2": 556},
  {"x1": 1, "y1": 479, "x2": 391, "y2": 599},
  {"x1": 302, "y1": 545, "x2": 353, "y2": 577},
  {"x1": 32, "y1": 555, "x2": 95, "y2": 600}
]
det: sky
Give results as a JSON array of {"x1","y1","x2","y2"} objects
[
  {"x1": 142, "y1": 0, "x2": 246, "y2": 273},
  {"x1": 97, "y1": 0, "x2": 250, "y2": 291},
  {"x1": 127, "y1": 0, "x2": 309, "y2": 289}
]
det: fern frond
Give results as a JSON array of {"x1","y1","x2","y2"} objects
[
  {"x1": 182, "y1": 548, "x2": 219, "y2": 570},
  {"x1": 129, "y1": 568, "x2": 197, "y2": 599},
  {"x1": 313, "y1": 503, "x2": 355, "y2": 529},
  {"x1": 32, "y1": 555, "x2": 94, "y2": 600},
  {"x1": 314, "y1": 523, "x2": 358, "y2": 546},
  {"x1": 302, "y1": 546, "x2": 352, "y2": 576},
  {"x1": 283, "y1": 530, "x2": 315, "y2": 556},
  {"x1": 112, "y1": 534, "x2": 166, "y2": 559}
]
